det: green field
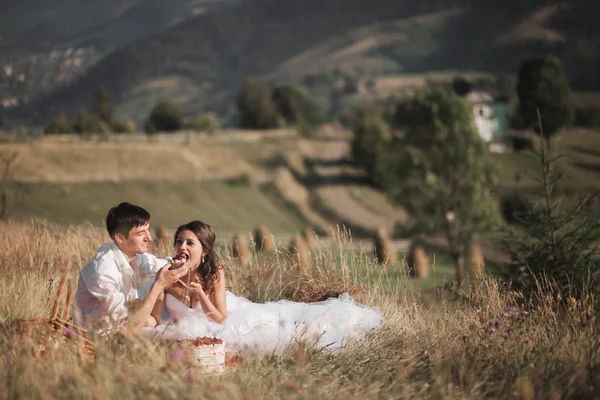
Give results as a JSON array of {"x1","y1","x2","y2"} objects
[{"x1": 6, "y1": 180, "x2": 310, "y2": 234}]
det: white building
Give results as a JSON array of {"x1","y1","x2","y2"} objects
[{"x1": 467, "y1": 91, "x2": 511, "y2": 152}]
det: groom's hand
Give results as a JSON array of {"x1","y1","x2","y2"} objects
[{"x1": 155, "y1": 262, "x2": 189, "y2": 289}]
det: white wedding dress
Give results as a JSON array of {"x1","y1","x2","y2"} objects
[{"x1": 148, "y1": 291, "x2": 381, "y2": 354}]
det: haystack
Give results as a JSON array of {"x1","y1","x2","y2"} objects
[
  {"x1": 155, "y1": 225, "x2": 170, "y2": 245},
  {"x1": 232, "y1": 233, "x2": 251, "y2": 266},
  {"x1": 407, "y1": 245, "x2": 429, "y2": 278},
  {"x1": 289, "y1": 234, "x2": 310, "y2": 273},
  {"x1": 465, "y1": 244, "x2": 485, "y2": 280},
  {"x1": 254, "y1": 225, "x2": 275, "y2": 253},
  {"x1": 374, "y1": 226, "x2": 397, "y2": 266},
  {"x1": 302, "y1": 227, "x2": 318, "y2": 250}
]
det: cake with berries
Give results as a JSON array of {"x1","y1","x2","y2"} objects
[{"x1": 178, "y1": 337, "x2": 225, "y2": 373}]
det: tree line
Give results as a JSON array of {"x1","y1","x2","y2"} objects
[{"x1": 350, "y1": 54, "x2": 598, "y2": 297}]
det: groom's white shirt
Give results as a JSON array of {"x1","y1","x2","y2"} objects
[{"x1": 75, "y1": 242, "x2": 167, "y2": 326}]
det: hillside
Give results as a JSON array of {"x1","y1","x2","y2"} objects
[
  {"x1": 14, "y1": 0, "x2": 600, "y2": 126},
  {"x1": 0, "y1": 0, "x2": 240, "y2": 53}
]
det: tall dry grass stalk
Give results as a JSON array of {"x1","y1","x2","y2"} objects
[
  {"x1": 374, "y1": 226, "x2": 397, "y2": 266},
  {"x1": 0, "y1": 221, "x2": 599, "y2": 399}
]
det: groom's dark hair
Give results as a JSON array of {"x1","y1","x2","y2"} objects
[{"x1": 106, "y1": 202, "x2": 151, "y2": 239}]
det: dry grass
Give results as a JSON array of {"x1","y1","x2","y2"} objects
[
  {"x1": 0, "y1": 133, "x2": 299, "y2": 183},
  {"x1": 0, "y1": 221, "x2": 599, "y2": 399}
]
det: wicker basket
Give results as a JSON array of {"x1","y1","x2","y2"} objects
[{"x1": 11, "y1": 276, "x2": 95, "y2": 359}]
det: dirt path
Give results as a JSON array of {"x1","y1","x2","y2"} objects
[{"x1": 312, "y1": 139, "x2": 400, "y2": 235}]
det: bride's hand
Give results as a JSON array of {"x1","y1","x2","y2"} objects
[{"x1": 187, "y1": 282, "x2": 205, "y2": 298}]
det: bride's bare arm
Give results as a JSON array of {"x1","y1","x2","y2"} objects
[
  {"x1": 147, "y1": 290, "x2": 166, "y2": 326},
  {"x1": 189, "y1": 268, "x2": 227, "y2": 323}
]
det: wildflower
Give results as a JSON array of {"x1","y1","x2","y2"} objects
[
  {"x1": 489, "y1": 326, "x2": 497, "y2": 334},
  {"x1": 494, "y1": 318, "x2": 501, "y2": 327},
  {"x1": 283, "y1": 380, "x2": 297, "y2": 390},
  {"x1": 185, "y1": 372, "x2": 194, "y2": 382},
  {"x1": 169, "y1": 348, "x2": 187, "y2": 362},
  {"x1": 64, "y1": 327, "x2": 77, "y2": 339},
  {"x1": 214, "y1": 384, "x2": 222, "y2": 391},
  {"x1": 49, "y1": 276, "x2": 55, "y2": 282},
  {"x1": 567, "y1": 297, "x2": 577, "y2": 312},
  {"x1": 58, "y1": 265, "x2": 70, "y2": 272},
  {"x1": 507, "y1": 310, "x2": 518, "y2": 318},
  {"x1": 522, "y1": 335, "x2": 532, "y2": 344}
]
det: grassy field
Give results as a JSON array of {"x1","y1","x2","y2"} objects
[
  {"x1": 5, "y1": 180, "x2": 309, "y2": 235},
  {"x1": 0, "y1": 222, "x2": 598, "y2": 399},
  {"x1": 0, "y1": 133, "x2": 298, "y2": 183},
  {"x1": 344, "y1": 129, "x2": 600, "y2": 223}
]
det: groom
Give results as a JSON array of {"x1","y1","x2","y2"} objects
[{"x1": 75, "y1": 202, "x2": 188, "y2": 334}]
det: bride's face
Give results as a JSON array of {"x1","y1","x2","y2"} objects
[{"x1": 174, "y1": 229, "x2": 205, "y2": 268}]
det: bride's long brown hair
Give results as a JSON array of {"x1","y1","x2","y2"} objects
[{"x1": 174, "y1": 220, "x2": 222, "y2": 295}]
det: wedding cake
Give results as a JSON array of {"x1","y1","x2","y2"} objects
[{"x1": 179, "y1": 336, "x2": 225, "y2": 374}]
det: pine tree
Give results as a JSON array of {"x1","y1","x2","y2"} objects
[
  {"x1": 95, "y1": 84, "x2": 112, "y2": 124},
  {"x1": 502, "y1": 111, "x2": 600, "y2": 298}
]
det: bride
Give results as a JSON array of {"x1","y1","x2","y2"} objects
[{"x1": 146, "y1": 220, "x2": 382, "y2": 354}]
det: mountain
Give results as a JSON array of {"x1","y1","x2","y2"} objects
[
  {"x1": 9, "y1": 0, "x2": 600, "y2": 126},
  {"x1": 0, "y1": 0, "x2": 241, "y2": 53}
]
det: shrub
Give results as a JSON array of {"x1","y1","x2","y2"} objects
[
  {"x1": 272, "y1": 84, "x2": 321, "y2": 136},
  {"x1": 236, "y1": 77, "x2": 278, "y2": 129},
  {"x1": 572, "y1": 106, "x2": 600, "y2": 128},
  {"x1": 350, "y1": 104, "x2": 393, "y2": 188},
  {"x1": 191, "y1": 112, "x2": 221, "y2": 134},
  {"x1": 145, "y1": 100, "x2": 182, "y2": 133},
  {"x1": 44, "y1": 113, "x2": 74, "y2": 135},
  {"x1": 516, "y1": 55, "x2": 573, "y2": 148},
  {"x1": 501, "y1": 126, "x2": 600, "y2": 298},
  {"x1": 72, "y1": 108, "x2": 99, "y2": 134},
  {"x1": 111, "y1": 119, "x2": 136, "y2": 134},
  {"x1": 500, "y1": 193, "x2": 532, "y2": 225}
]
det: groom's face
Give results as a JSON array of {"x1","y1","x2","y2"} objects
[{"x1": 118, "y1": 223, "x2": 152, "y2": 256}]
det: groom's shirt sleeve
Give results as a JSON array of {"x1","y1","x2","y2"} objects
[
  {"x1": 79, "y1": 259, "x2": 128, "y2": 322},
  {"x1": 135, "y1": 253, "x2": 169, "y2": 280}
]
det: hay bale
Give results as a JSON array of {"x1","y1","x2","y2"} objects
[
  {"x1": 232, "y1": 233, "x2": 250, "y2": 266},
  {"x1": 289, "y1": 234, "x2": 310, "y2": 273},
  {"x1": 155, "y1": 225, "x2": 170, "y2": 245},
  {"x1": 407, "y1": 245, "x2": 429, "y2": 278},
  {"x1": 374, "y1": 226, "x2": 397, "y2": 266},
  {"x1": 465, "y1": 244, "x2": 485, "y2": 280},
  {"x1": 302, "y1": 227, "x2": 318, "y2": 250},
  {"x1": 254, "y1": 225, "x2": 275, "y2": 253}
]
